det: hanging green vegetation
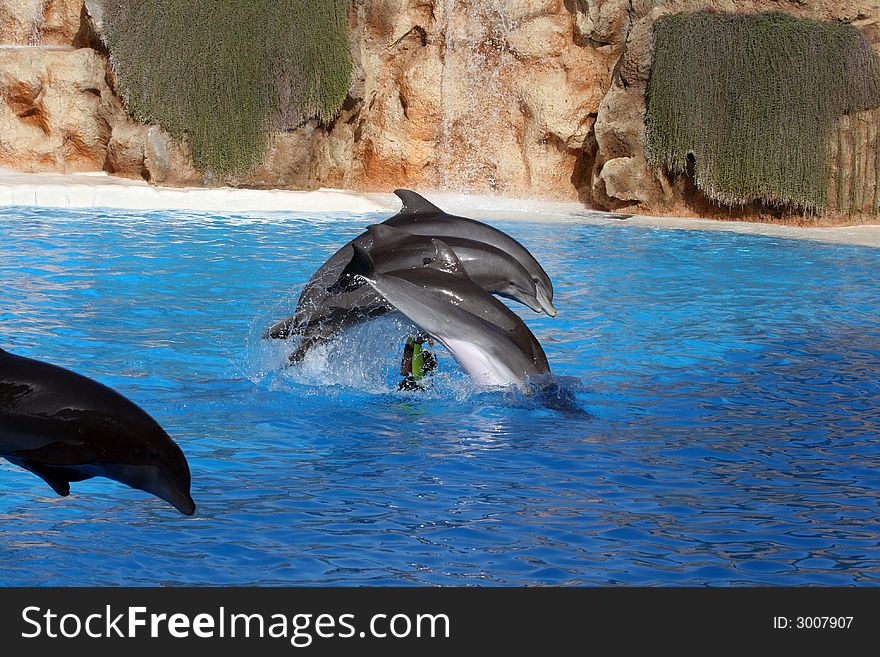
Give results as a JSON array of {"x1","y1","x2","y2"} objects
[
  {"x1": 646, "y1": 11, "x2": 880, "y2": 213},
  {"x1": 100, "y1": 0, "x2": 352, "y2": 175}
]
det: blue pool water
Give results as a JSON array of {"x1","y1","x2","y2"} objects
[{"x1": 0, "y1": 205, "x2": 878, "y2": 586}]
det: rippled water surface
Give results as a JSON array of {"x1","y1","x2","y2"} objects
[{"x1": 1, "y1": 205, "x2": 878, "y2": 586}]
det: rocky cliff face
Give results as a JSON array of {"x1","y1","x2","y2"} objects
[
  {"x1": 1, "y1": 0, "x2": 84, "y2": 45},
  {"x1": 2, "y1": 0, "x2": 879, "y2": 224},
  {"x1": 587, "y1": 0, "x2": 880, "y2": 224},
  {"x1": 0, "y1": 0, "x2": 202, "y2": 183}
]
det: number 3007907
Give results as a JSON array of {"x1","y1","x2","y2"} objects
[
  {"x1": 774, "y1": 616, "x2": 854, "y2": 629},
  {"x1": 798, "y1": 617, "x2": 853, "y2": 629}
]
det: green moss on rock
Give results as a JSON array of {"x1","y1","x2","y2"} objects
[
  {"x1": 102, "y1": 1, "x2": 352, "y2": 176},
  {"x1": 646, "y1": 11, "x2": 880, "y2": 213}
]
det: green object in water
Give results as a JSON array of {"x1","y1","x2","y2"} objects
[{"x1": 411, "y1": 340, "x2": 426, "y2": 380}]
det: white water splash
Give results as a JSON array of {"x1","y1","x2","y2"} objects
[{"x1": 244, "y1": 305, "x2": 491, "y2": 401}]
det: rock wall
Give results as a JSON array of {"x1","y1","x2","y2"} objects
[
  {"x1": 588, "y1": 0, "x2": 880, "y2": 224},
  {"x1": 2, "y1": 0, "x2": 880, "y2": 224},
  {"x1": 1, "y1": 0, "x2": 614, "y2": 199}
]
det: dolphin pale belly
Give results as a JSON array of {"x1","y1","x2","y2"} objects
[
  {"x1": 0, "y1": 348, "x2": 196, "y2": 515},
  {"x1": 341, "y1": 244, "x2": 545, "y2": 390}
]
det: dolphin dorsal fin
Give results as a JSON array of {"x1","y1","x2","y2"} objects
[
  {"x1": 328, "y1": 243, "x2": 377, "y2": 294},
  {"x1": 427, "y1": 238, "x2": 469, "y2": 277},
  {"x1": 347, "y1": 243, "x2": 377, "y2": 280},
  {"x1": 394, "y1": 189, "x2": 443, "y2": 216}
]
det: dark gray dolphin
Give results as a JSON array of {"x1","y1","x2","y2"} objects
[
  {"x1": 266, "y1": 222, "x2": 546, "y2": 364},
  {"x1": 386, "y1": 190, "x2": 556, "y2": 316},
  {"x1": 268, "y1": 220, "x2": 545, "y2": 337},
  {"x1": 340, "y1": 244, "x2": 546, "y2": 390},
  {"x1": 331, "y1": 237, "x2": 550, "y2": 372},
  {"x1": 265, "y1": 232, "x2": 457, "y2": 358},
  {"x1": 266, "y1": 189, "x2": 555, "y2": 341},
  {"x1": 364, "y1": 224, "x2": 543, "y2": 312},
  {"x1": 0, "y1": 348, "x2": 196, "y2": 515}
]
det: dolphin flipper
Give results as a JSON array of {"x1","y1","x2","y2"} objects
[
  {"x1": 4, "y1": 457, "x2": 94, "y2": 497},
  {"x1": 393, "y1": 189, "x2": 443, "y2": 216}
]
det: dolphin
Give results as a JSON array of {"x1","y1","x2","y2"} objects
[
  {"x1": 266, "y1": 189, "x2": 555, "y2": 342},
  {"x1": 265, "y1": 232, "x2": 456, "y2": 357},
  {"x1": 330, "y1": 237, "x2": 550, "y2": 372},
  {"x1": 385, "y1": 189, "x2": 556, "y2": 316},
  {"x1": 267, "y1": 223, "x2": 544, "y2": 356},
  {"x1": 364, "y1": 224, "x2": 543, "y2": 312},
  {"x1": 0, "y1": 348, "x2": 196, "y2": 515},
  {"x1": 339, "y1": 244, "x2": 546, "y2": 390},
  {"x1": 269, "y1": 219, "x2": 546, "y2": 335}
]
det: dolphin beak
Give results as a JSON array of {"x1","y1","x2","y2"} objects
[
  {"x1": 174, "y1": 494, "x2": 197, "y2": 516},
  {"x1": 155, "y1": 478, "x2": 196, "y2": 516},
  {"x1": 107, "y1": 462, "x2": 197, "y2": 516},
  {"x1": 522, "y1": 295, "x2": 544, "y2": 313},
  {"x1": 536, "y1": 286, "x2": 557, "y2": 317}
]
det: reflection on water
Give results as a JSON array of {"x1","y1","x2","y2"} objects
[{"x1": 0, "y1": 206, "x2": 879, "y2": 585}]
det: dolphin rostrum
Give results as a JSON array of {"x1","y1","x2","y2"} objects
[
  {"x1": 0, "y1": 348, "x2": 196, "y2": 515},
  {"x1": 339, "y1": 244, "x2": 546, "y2": 390}
]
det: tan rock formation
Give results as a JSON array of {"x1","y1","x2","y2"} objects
[
  {"x1": 0, "y1": 47, "x2": 114, "y2": 172},
  {"x1": 1, "y1": 0, "x2": 86, "y2": 45},
  {"x1": 0, "y1": 44, "x2": 201, "y2": 183},
  {"x1": 1, "y1": 0, "x2": 45, "y2": 43},
  {"x1": 1, "y1": 0, "x2": 880, "y2": 225},
  {"x1": 238, "y1": 0, "x2": 612, "y2": 200}
]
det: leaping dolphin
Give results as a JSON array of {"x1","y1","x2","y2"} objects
[
  {"x1": 0, "y1": 348, "x2": 196, "y2": 515},
  {"x1": 386, "y1": 190, "x2": 556, "y2": 317},
  {"x1": 268, "y1": 189, "x2": 555, "y2": 339},
  {"x1": 331, "y1": 237, "x2": 550, "y2": 372},
  {"x1": 339, "y1": 244, "x2": 546, "y2": 390},
  {"x1": 364, "y1": 224, "x2": 543, "y2": 313},
  {"x1": 267, "y1": 223, "x2": 544, "y2": 359}
]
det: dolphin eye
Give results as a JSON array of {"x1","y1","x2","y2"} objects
[{"x1": 423, "y1": 257, "x2": 432, "y2": 265}]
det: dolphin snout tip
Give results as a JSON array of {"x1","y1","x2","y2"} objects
[
  {"x1": 172, "y1": 493, "x2": 196, "y2": 516},
  {"x1": 536, "y1": 288, "x2": 557, "y2": 317},
  {"x1": 523, "y1": 297, "x2": 543, "y2": 313}
]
